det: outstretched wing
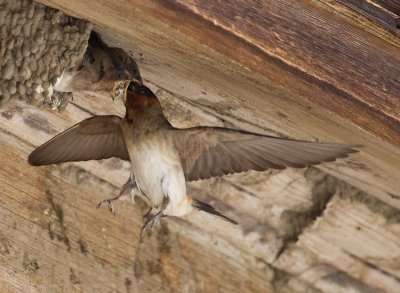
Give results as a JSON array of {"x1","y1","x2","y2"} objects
[
  {"x1": 28, "y1": 115, "x2": 130, "y2": 166},
  {"x1": 172, "y1": 127, "x2": 361, "y2": 181}
]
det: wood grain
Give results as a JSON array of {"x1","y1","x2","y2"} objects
[
  {"x1": 274, "y1": 188, "x2": 400, "y2": 293},
  {"x1": 336, "y1": 0, "x2": 400, "y2": 35},
  {"x1": 168, "y1": 0, "x2": 400, "y2": 134},
  {"x1": 373, "y1": 0, "x2": 400, "y2": 16}
]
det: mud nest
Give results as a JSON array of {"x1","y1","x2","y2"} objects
[{"x1": 0, "y1": 0, "x2": 92, "y2": 107}]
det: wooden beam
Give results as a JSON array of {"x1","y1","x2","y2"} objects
[
  {"x1": 275, "y1": 190, "x2": 400, "y2": 292},
  {"x1": 335, "y1": 0, "x2": 400, "y2": 35},
  {"x1": 372, "y1": 0, "x2": 400, "y2": 17}
]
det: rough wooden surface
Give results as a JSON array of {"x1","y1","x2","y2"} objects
[
  {"x1": 334, "y1": 0, "x2": 400, "y2": 36},
  {"x1": 275, "y1": 188, "x2": 400, "y2": 293},
  {"x1": 0, "y1": 0, "x2": 400, "y2": 292}
]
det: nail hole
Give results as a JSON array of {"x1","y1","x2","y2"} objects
[{"x1": 396, "y1": 18, "x2": 400, "y2": 29}]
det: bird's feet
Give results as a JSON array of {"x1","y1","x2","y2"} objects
[
  {"x1": 140, "y1": 211, "x2": 163, "y2": 238},
  {"x1": 96, "y1": 179, "x2": 136, "y2": 214},
  {"x1": 96, "y1": 197, "x2": 120, "y2": 215},
  {"x1": 43, "y1": 91, "x2": 72, "y2": 112}
]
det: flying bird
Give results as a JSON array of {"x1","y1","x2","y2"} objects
[{"x1": 29, "y1": 79, "x2": 360, "y2": 235}]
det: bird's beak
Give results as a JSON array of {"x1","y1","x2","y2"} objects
[{"x1": 111, "y1": 80, "x2": 131, "y2": 101}]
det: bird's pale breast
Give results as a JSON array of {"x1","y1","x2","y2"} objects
[{"x1": 122, "y1": 120, "x2": 188, "y2": 214}]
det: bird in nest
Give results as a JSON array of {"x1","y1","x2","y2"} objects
[{"x1": 47, "y1": 31, "x2": 142, "y2": 111}]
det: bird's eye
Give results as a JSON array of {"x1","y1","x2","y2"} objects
[{"x1": 127, "y1": 82, "x2": 136, "y2": 91}]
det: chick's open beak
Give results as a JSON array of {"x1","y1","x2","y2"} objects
[{"x1": 111, "y1": 80, "x2": 131, "y2": 101}]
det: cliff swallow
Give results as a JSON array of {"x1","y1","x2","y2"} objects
[
  {"x1": 29, "y1": 79, "x2": 360, "y2": 235},
  {"x1": 48, "y1": 32, "x2": 142, "y2": 110}
]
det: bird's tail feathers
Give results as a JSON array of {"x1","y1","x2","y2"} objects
[{"x1": 192, "y1": 199, "x2": 238, "y2": 225}]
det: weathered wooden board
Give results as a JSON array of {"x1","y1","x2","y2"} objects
[
  {"x1": 274, "y1": 188, "x2": 400, "y2": 293},
  {"x1": 373, "y1": 0, "x2": 400, "y2": 16},
  {"x1": 333, "y1": 0, "x2": 400, "y2": 36}
]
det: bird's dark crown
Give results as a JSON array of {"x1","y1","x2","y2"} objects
[{"x1": 128, "y1": 80, "x2": 158, "y2": 99}]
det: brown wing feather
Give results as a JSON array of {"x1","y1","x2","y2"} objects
[
  {"x1": 28, "y1": 115, "x2": 130, "y2": 166},
  {"x1": 172, "y1": 127, "x2": 361, "y2": 181}
]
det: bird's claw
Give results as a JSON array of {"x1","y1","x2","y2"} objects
[
  {"x1": 143, "y1": 207, "x2": 152, "y2": 218},
  {"x1": 96, "y1": 178, "x2": 136, "y2": 215},
  {"x1": 140, "y1": 211, "x2": 162, "y2": 238},
  {"x1": 96, "y1": 198, "x2": 116, "y2": 215}
]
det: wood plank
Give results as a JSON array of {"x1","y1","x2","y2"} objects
[
  {"x1": 274, "y1": 189, "x2": 400, "y2": 293},
  {"x1": 373, "y1": 0, "x2": 400, "y2": 16},
  {"x1": 336, "y1": 0, "x2": 400, "y2": 35},
  {"x1": 171, "y1": 0, "x2": 400, "y2": 122}
]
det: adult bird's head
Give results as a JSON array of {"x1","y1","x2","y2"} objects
[{"x1": 112, "y1": 79, "x2": 160, "y2": 118}]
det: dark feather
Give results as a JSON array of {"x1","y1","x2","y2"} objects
[
  {"x1": 28, "y1": 115, "x2": 130, "y2": 166},
  {"x1": 172, "y1": 127, "x2": 362, "y2": 181},
  {"x1": 192, "y1": 199, "x2": 238, "y2": 225}
]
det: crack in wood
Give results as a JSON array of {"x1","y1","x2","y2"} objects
[
  {"x1": 274, "y1": 169, "x2": 337, "y2": 261},
  {"x1": 338, "y1": 185, "x2": 400, "y2": 224},
  {"x1": 45, "y1": 188, "x2": 71, "y2": 251},
  {"x1": 347, "y1": 251, "x2": 400, "y2": 284}
]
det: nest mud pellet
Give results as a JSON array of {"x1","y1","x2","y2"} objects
[{"x1": 0, "y1": 0, "x2": 92, "y2": 107}]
